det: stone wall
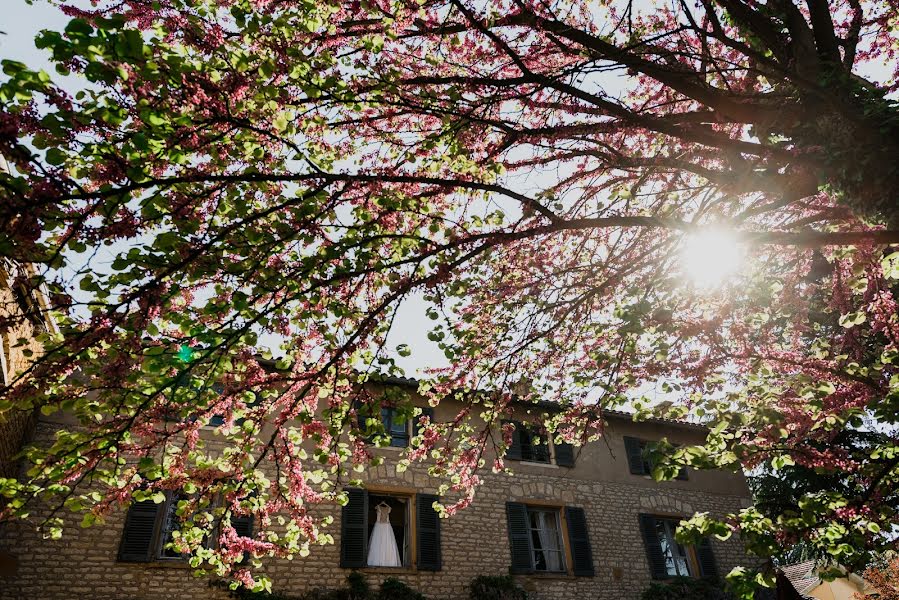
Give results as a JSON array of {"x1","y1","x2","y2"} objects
[
  {"x1": 0, "y1": 261, "x2": 45, "y2": 480},
  {"x1": 0, "y1": 417, "x2": 754, "y2": 600}
]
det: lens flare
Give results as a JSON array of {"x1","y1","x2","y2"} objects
[{"x1": 682, "y1": 229, "x2": 744, "y2": 288}]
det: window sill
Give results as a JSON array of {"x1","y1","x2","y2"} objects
[
  {"x1": 513, "y1": 460, "x2": 559, "y2": 469},
  {"x1": 520, "y1": 571, "x2": 573, "y2": 580},
  {"x1": 358, "y1": 566, "x2": 417, "y2": 574},
  {"x1": 121, "y1": 560, "x2": 191, "y2": 569}
]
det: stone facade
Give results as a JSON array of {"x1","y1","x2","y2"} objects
[
  {"x1": 0, "y1": 400, "x2": 754, "y2": 600},
  {"x1": 0, "y1": 260, "x2": 48, "y2": 479}
]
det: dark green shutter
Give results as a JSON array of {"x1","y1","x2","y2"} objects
[
  {"x1": 555, "y1": 442, "x2": 575, "y2": 467},
  {"x1": 505, "y1": 502, "x2": 533, "y2": 573},
  {"x1": 340, "y1": 488, "x2": 368, "y2": 568},
  {"x1": 695, "y1": 537, "x2": 718, "y2": 579},
  {"x1": 564, "y1": 506, "x2": 594, "y2": 577},
  {"x1": 416, "y1": 493, "x2": 442, "y2": 571},
  {"x1": 118, "y1": 500, "x2": 161, "y2": 562},
  {"x1": 504, "y1": 421, "x2": 523, "y2": 461},
  {"x1": 414, "y1": 406, "x2": 434, "y2": 439},
  {"x1": 233, "y1": 514, "x2": 254, "y2": 538},
  {"x1": 638, "y1": 514, "x2": 668, "y2": 579},
  {"x1": 624, "y1": 436, "x2": 647, "y2": 475}
]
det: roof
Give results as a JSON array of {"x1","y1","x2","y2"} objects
[
  {"x1": 252, "y1": 365, "x2": 707, "y2": 432},
  {"x1": 779, "y1": 561, "x2": 821, "y2": 598},
  {"x1": 373, "y1": 374, "x2": 708, "y2": 432}
]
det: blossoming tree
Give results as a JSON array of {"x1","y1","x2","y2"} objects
[{"x1": 2, "y1": 0, "x2": 899, "y2": 593}]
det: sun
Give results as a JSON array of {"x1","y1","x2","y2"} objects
[{"x1": 681, "y1": 228, "x2": 745, "y2": 288}]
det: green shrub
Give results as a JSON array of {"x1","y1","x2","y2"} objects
[
  {"x1": 214, "y1": 572, "x2": 373, "y2": 600},
  {"x1": 377, "y1": 577, "x2": 425, "y2": 600},
  {"x1": 347, "y1": 572, "x2": 370, "y2": 600},
  {"x1": 468, "y1": 575, "x2": 527, "y2": 600},
  {"x1": 641, "y1": 577, "x2": 732, "y2": 600}
]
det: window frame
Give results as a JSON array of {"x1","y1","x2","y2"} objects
[
  {"x1": 118, "y1": 491, "x2": 252, "y2": 565},
  {"x1": 155, "y1": 492, "x2": 190, "y2": 561},
  {"x1": 380, "y1": 407, "x2": 411, "y2": 448},
  {"x1": 358, "y1": 405, "x2": 433, "y2": 449},
  {"x1": 639, "y1": 512, "x2": 714, "y2": 581},
  {"x1": 653, "y1": 516, "x2": 696, "y2": 578},
  {"x1": 503, "y1": 420, "x2": 575, "y2": 467},
  {"x1": 506, "y1": 500, "x2": 594, "y2": 577},
  {"x1": 340, "y1": 485, "x2": 442, "y2": 572},
  {"x1": 365, "y1": 490, "x2": 414, "y2": 568},
  {"x1": 525, "y1": 506, "x2": 567, "y2": 573},
  {"x1": 624, "y1": 436, "x2": 688, "y2": 480}
]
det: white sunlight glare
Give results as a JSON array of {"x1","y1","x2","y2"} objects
[{"x1": 681, "y1": 228, "x2": 745, "y2": 289}]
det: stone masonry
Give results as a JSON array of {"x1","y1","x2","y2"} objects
[{"x1": 0, "y1": 402, "x2": 754, "y2": 600}]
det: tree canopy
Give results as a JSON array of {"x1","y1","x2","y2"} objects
[{"x1": 2, "y1": 0, "x2": 899, "y2": 594}]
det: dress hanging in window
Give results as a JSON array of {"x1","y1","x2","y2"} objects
[{"x1": 367, "y1": 502, "x2": 401, "y2": 567}]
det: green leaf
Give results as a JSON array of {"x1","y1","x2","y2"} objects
[{"x1": 838, "y1": 311, "x2": 866, "y2": 328}]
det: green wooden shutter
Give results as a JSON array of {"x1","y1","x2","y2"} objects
[
  {"x1": 118, "y1": 500, "x2": 161, "y2": 562},
  {"x1": 233, "y1": 514, "x2": 254, "y2": 538},
  {"x1": 624, "y1": 436, "x2": 647, "y2": 475},
  {"x1": 564, "y1": 506, "x2": 594, "y2": 577},
  {"x1": 695, "y1": 537, "x2": 718, "y2": 579},
  {"x1": 416, "y1": 493, "x2": 442, "y2": 571},
  {"x1": 554, "y1": 442, "x2": 575, "y2": 467},
  {"x1": 504, "y1": 421, "x2": 523, "y2": 461},
  {"x1": 340, "y1": 488, "x2": 368, "y2": 568},
  {"x1": 414, "y1": 406, "x2": 434, "y2": 439},
  {"x1": 638, "y1": 514, "x2": 668, "y2": 579},
  {"x1": 505, "y1": 502, "x2": 534, "y2": 574}
]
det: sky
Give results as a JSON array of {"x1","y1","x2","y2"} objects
[{"x1": 1, "y1": 0, "x2": 450, "y2": 376}]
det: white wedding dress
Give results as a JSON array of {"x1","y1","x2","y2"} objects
[{"x1": 367, "y1": 503, "x2": 401, "y2": 567}]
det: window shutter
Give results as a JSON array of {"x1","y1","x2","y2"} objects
[
  {"x1": 564, "y1": 506, "x2": 594, "y2": 577},
  {"x1": 505, "y1": 502, "x2": 534, "y2": 574},
  {"x1": 638, "y1": 514, "x2": 668, "y2": 579},
  {"x1": 416, "y1": 493, "x2": 442, "y2": 571},
  {"x1": 232, "y1": 514, "x2": 254, "y2": 538},
  {"x1": 624, "y1": 436, "x2": 647, "y2": 475},
  {"x1": 118, "y1": 500, "x2": 161, "y2": 562},
  {"x1": 695, "y1": 537, "x2": 718, "y2": 579},
  {"x1": 414, "y1": 406, "x2": 434, "y2": 439},
  {"x1": 554, "y1": 442, "x2": 575, "y2": 467},
  {"x1": 340, "y1": 488, "x2": 368, "y2": 568},
  {"x1": 504, "y1": 421, "x2": 523, "y2": 461}
]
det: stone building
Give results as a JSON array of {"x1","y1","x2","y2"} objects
[
  {"x1": 0, "y1": 374, "x2": 754, "y2": 600},
  {"x1": 0, "y1": 253, "x2": 57, "y2": 581}
]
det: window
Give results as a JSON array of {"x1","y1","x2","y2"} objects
[
  {"x1": 624, "y1": 436, "x2": 688, "y2": 480},
  {"x1": 528, "y1": 508, "x2": 566, "y2": 572},
  {"x1": 156, "y1": 493, "x2": 188, "y2": 559},
  {"x1": 655, "y1": 517, "x2": 691, "y2": 577},
  {"x1": 504, "y1": 421, "x2": 576, "y2": 467},
  {"x1": 381, "y1": 408, "x2": 410, "y2": 448},
  {"x1": 638, "y1": 514, "x2": 717, "y2": 580},
  {"x1": 505, "y1": 503, "x2": 594, "y2": 577},
  {"x1": 357, "y1": 405, "x2": 434, "y2": 448},
  {"x1": 340, "y1": 488, "x2": 441, "y2": 571},
  {"x1": 118, "y1": 492, "x2": 253, "y2": 563}
]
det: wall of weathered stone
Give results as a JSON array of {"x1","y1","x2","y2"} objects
[
  {"x1": 0, "y1": 261, "x2": 45, "y2": 480},
  {"x1": 0, "y1": 414, "x2": 754, "y2": 600}
]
